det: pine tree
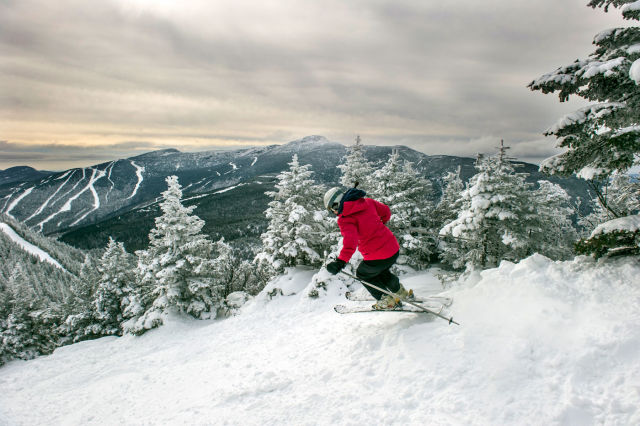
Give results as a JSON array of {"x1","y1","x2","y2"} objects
[
  {"x1": 0, "y1": 276, "x2": 11, "y2": 365},
  {"x1": 338, "y1": 135, "x2": 374, "y2": 190},
  {"x1": 126, "y1": 176, "x2": 223, "y2": 335},
  {"x1": 529, "y1": 1, "x2": 640, "y2": 178},
  {"x1": 1, "y1": 266, "x2": 56, "y2": 361},
  {"x1": 255, "y1": 155, "x2": 331, "y2": 271},
  {"x1": 433, "y1": 167, "x2": 465, "y2": 229},
  {"x1": 579, "y1": 173, "x2": 640, "y2": 232},
  {"x1": 528, "y1": 181, "x2": 579, "y2": 260},
  {"x1": 61, "y1": 254, "x2": 100, "y2": 343},
  {"x1": 91, "y1": 237, "x2": 136, "y2": 336},
  {"x1": 370, "y1": 150, "x2": 436, "y2": 268},
  {"x1": 529, "y1": 0, "x2": 640, "y2": 257},
  {"x1": 440, "y1": 146, "x2": 536, "y2": 270},
  {"x1": 576, "y1": 172, "x2": 640, "y2": 257}
]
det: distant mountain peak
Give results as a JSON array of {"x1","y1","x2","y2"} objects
[
  {"x1": 3, "y1": 166, "x2": 38, "y2": 173},
  {"x1": 131, "y1": 148, "x2": 181, "y2": 159}
]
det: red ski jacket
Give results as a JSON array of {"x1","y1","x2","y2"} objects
[{"x1": 337, "y1": 197, "x2": 400, "y2": 262}]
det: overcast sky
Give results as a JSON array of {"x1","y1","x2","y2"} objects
[{"x1": 0, "y1": 0, "x2": 630, "y2": 170}]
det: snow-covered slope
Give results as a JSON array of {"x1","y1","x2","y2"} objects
[
  {"x1": 1, "y1": 255, "x2": 638, "y2": 425},
  {"x1": 0, "y1": 222, "x2": 65, "y2": 270}
]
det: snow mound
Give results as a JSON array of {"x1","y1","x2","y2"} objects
[
  {"x1": 590, "y1": 214, "x2": 640, "y2": 237},
  {"x1": 1, "y1": 256, "x2": 639, "y2": 425}
]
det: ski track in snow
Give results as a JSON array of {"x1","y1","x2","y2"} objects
[
  {"x1": 53, "y1": 170, "x2": 72, "y2": 181},
  {"x1": 1, "y1": 188, "x2": 22, "y2": 214},
  {"x1": 4, "y1": 187, "x2": 34, "y2": 220},
  {"x1": 26, "y1": 171, "x2": 76, "y2": 224},
  {"x1": 0, "y1": 222, "x2": 65, "y2": 270},
  {"x1": 51, "y1": 169, "x2": 82, "y2": 207},
  {"x1": 37, "y1": 168, "x2": 105, "y2": 230},
  {"x1": 70, "y1": 168, "x2": 107, "y2": 226},
  {"x1": 214, "y1": 184, "x2": 243, "y2": 194},
  {"x1": 1, "y1": 256, "x2": 639, "y2": 425},
  {"x1": 126, "y1": 160, "x2": 145, "y2": 200},
  {"x1": 105, "y1": 161, "x2": 116, "y2": 202},
  {"x1": 251, "y1": 157, "x2": 258, "y2": 166}
]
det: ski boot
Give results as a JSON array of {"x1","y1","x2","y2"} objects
[
  {"x1": 372, "y1": 294, "x2": 401, "y2": 310},
  {"x1": 395, "y1": 284, "x2": 414, "y2": 301}
]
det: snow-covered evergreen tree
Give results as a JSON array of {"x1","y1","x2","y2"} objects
[
  {"x1": 433, "y1": 167, "x2": 465, "y2": 229},
  {"x1": 1, "y1": 266, "x2": 57, "y2": 362},
  {"x1": 579, "y1": 173, "x2": 640, "y2": 232},
  {"x1": 529, "y1": 0, "x2": 640, "y2": 257},
  {"x1": 90, "y1": 237, "x2": 137, "y2": 336},
  {"x1": 255, "y1": 155, "x2": 332, "y2": 271},
  {"x1": 439, "y1": 147, "x2": 536, "y2": 270},
  {"x1": 126, "y1": 176, "x2": 224, "y2": 335},
  {"x1": 576, "y1": 172, "x2": 640, "y2": 257},
  {"x1": 370, "y1": 150, "x2": 436, "y2": 268},
  {"x1": 440, "y1": 146, "x2": 580, "y2": 269},
  {"x1": 529, "y1": 1, "x2": 640, "y2": 179},
  {"x1": 338, "y1": 135, "x2": 374, "y2": 190},
  {"x1": 529, "y1": 181, "x2": 579, "y2": 260},
  {"x1": 61, "y1": 254, "x2": 100, "y2": 343}
]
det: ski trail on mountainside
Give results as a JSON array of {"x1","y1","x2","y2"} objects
[
  {"x1": 70, "y1": 168, "x2": 107, "y2": 226},
  {"x1": 126, "y1": 161, "x2": 145, "y2": 200},
  {"x1": 26, "y1": 171, "x2": 76, "y2": 224},
  {"x1": 4, "y1": 187, "x2": 34, "y2": 220},
  {"x1": 0, "y1": 222, "x2": 65, "y2": 270}
]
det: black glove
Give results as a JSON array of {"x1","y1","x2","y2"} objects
[{"x1": 326, "y1": 259, "x2": 347, "y2": 275}]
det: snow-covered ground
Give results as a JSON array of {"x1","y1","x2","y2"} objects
[{"x1": 1, "y1": 255, "x2": 639, "y2": 425}]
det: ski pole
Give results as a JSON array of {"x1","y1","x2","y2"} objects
[{"x1": 338, "y1": 270, "x2": 460, "y2": 326}]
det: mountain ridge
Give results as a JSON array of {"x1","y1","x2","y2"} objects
[{"x1": 0, "y1": 136, "x2": 592, "y2": 252}]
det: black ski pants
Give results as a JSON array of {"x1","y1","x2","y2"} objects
[{"x1": 356, "y1": 251, "x2": 400, "y2": 300}]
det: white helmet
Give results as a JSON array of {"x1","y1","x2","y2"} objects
[{"x1": 323, "y1": 187, "x2": 343, "y2": 211}]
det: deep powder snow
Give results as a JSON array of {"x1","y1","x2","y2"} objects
[{"x1": 0, "y1": 255, "x2": 639, "y2": 425}]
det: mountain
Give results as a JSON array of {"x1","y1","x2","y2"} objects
[
  {"x1": 1, "y1": 136, "x2": 593, "y2": 253},
  {"x1": 0, "y1": 166, "x2": 53, "y2": 186},
  {"x1": 0, "y1": 136, "x2": 343, "y2": 236}
]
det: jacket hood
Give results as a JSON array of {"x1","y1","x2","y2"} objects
[{"x1": 338, "y1": 188, "x2": 366, "y2": 215}]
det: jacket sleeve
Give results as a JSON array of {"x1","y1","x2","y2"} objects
[
  {"x1": 371, "y1": 199, "x2": 392, "y2": 224},
  {"x1": 337, "y1": 216, "x2": 358, "y2": 262}
]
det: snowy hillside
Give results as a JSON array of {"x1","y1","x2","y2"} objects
[
  {"x1": 1, "y1": 255, "x2": 638, "y2": 425},
  {"x1": 0, "y1": 222, "x2": 65, "y2": 270}
]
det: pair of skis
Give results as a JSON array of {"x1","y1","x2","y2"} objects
[{"x1": 334, "y1": 271, "x2": 459, "y2": 325}]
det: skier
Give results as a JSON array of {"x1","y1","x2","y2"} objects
[{"x1": 323, "y1": 185, "x2": 413, "y2": 310}]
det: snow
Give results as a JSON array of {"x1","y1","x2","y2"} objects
[
  {"x1": 126, "y1": 160, "x2": 145, "y2": 200},
  {"x1": 26, "y1": 171, "x2": 74, "y2": 223},
  {"x1": 590, "y1": 214, "x2": 640, "y2": 237},
  {"x1": 627, "y1": 44, "x2": 640, "y2": 55},
  {"x1": 622, "y1": 0, "x2": 640, "y2": 13},
  {"x1": 0, "y1": 222, "x2": 65, "y2": 270},
  {"x1": 36, "y1": 168, "x2": 106, "y2": 229},
  {"x1": 213, "y1": 184, "x2": 243, "y2": 194},
  {"x1": 581, "y1": 57, "x2": 626, "y2": 79},
  {"x1": 104, "y1": 161, "x2": 116, "y2": 202},
  {"x1": 70, "y1": 168, "x2": 107, "y2": 226},
  {"x1": 251, "y1": 157, "x2": 258, "y2": 166},
  {"x1": 1, "y1": 256, "x2": 639, "y2": 425},
  {"x1": 630, "y1": 59, "x2": 640, "y2": 85},
  {"x1": 4, "y1": 187, "x2": 34, "y2": 220},
  {"x1": 545, "y1": 103, "x2": 624, "y2": 135},
  {"x1": 577, "y1": 166, "x2": 607, "y2": 180}
]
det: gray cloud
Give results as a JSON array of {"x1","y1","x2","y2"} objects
[{"x1": 0, "y1": 0, "x2": 629, "y2": 170}]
